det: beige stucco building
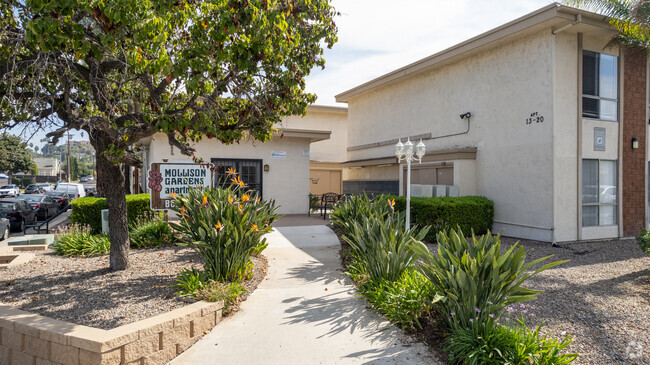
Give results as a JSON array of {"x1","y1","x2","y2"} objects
[
  {"x1": 137, "y1": 105, "x2": 347, "y2": 214},
  {"x1": 335, "y1": 4, "x2": 649, "y2": 243}
]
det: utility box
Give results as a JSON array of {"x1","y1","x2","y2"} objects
[{"x1": 101, "y1": 209, "x2": 109, "y2": 234}]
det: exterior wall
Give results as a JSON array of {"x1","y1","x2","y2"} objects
[
  {"x1": 146, "y1": 133, "x2": 311, "y2": 214},
  {"x1": 346, "y1": 31, "x2": 555, "y2": 241},
  {"x1": 282, "y1": 107, "x2": 347, "y2": 163},
  {"x1": 34, "y1": 158, "x2": 60, "y2": 177},
  {"x1": 552, "y1": 32, "x2": 580, "y2": 242},
  {"x1": 622, "y1": 48, "x2": 648, "y2": 237}
]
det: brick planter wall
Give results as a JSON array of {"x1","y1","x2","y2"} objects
[
  {"x1": 0, "y1": 300, "x2": 223, "y2": 365},
  {"x1": 622, "y1": 48, "x2": 648, "y2": 237}
]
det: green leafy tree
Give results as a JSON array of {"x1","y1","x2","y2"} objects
[
  {"x1": 566, "y1": 0, "x2": 650, "y2": 48},
  {"x1": 0, "y1": 0, "x2": 337, "y2": 270},
  {"x1": 0, "y1": 133, "x2": 34, "y2": 174}
]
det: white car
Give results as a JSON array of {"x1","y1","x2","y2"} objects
[
  {"x1": 37, "y1": 183, "x2": 53, "y2": 192},
  {"x1": 0, "y1": 184, "x2": 20, "y2": 197},
  {"x1": 55, "y1": 183, "x2": 86, "y2": 199}
]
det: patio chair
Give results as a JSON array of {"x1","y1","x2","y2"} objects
[{"x1": 320, "y1": 192, "x2": 340, "y2": 220}]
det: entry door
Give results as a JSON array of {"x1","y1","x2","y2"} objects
[
  {"x1": 212, "y1": 158, "x2": 263, "y2": 197},
  {"x1": 309, "y1": 169, "x2": 342, "y2": 195}
]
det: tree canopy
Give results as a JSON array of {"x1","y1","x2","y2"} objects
[
  {"x1": 0, "y1": 0, "x2": 338, "y2": 270},
  {"x1": 567, "y1": 0, "x2": 650, "y2": 48},
  {"x1": 0, "y1": 133, "x2": 34, "y2": 174}
]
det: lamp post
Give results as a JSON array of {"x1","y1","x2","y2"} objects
[{"x1": 395, "y1": 138, "x2": 426, "y2": 229}]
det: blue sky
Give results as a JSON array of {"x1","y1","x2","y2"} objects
[
  {"x1": 19, "y1": 0, "x2": 555, "y2": 147},
  {"x1": 305, "y1": 0, "x2": 555, "y2": 106}
]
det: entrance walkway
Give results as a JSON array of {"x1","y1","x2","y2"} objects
[{"x1": 171, "y1": 225, "x2": 439, "y2": 364}]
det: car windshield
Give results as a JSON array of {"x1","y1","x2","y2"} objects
[
  {"x1": 26, "y1": 185, "x2": 38, "y2": 189},
  {"x1": 18, "y1": 195, "x2": 42, "y2": 202},
  {"x1": 0, "y1": 202, "x2": 15, "y2": 209},
  {"x1": 0, "y1": 186, "x2": 10, "y2": 189}
]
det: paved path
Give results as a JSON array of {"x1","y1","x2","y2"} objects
[{"x1": 171, "y1": 225, "x2": 439, "y2": 364}]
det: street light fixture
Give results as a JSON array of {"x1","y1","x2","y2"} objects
[{"x1": 395, "y1": 138, "x2": 425, "y2": 229}]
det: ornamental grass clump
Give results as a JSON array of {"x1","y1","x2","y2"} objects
[
  {"x1": 129, "y1": 211, "x2": 177, "y2": 248},
  {"x1": 170, "y1": 169, "x2": 279, "y2": 282},
  {"x1": 52, "y1": 223, "x2": 110, "y2": 257}
]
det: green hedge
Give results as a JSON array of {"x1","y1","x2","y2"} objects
[
  {"x1": 71, "y1": 194, "x2": 152, "y2": 233},
  {"x1": 390, "y1": 196, "x2": 494, "y2": 242}
]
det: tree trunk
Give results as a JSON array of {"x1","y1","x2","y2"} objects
[{"x1": 94, "y1": 141, "x2": 130, "y2": 271}]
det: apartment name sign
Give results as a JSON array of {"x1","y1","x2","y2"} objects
[{"x1": 149, "y1": 162, "x2": 214, "y2": 210}]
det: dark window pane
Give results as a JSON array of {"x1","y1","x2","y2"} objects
[
  {"x1": 582, "y1": 159, "x2": 599, "y2": 204},
  {"x1": 582, "y1": 206, "x2": 599, "y2": 226},
  {"x1": 583, "y1": 52, "x2": 598, "y2": 96},
  {"x1": 582, "y1": 97, "x2": 598, "y2": 118}
]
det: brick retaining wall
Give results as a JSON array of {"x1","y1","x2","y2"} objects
[{"x1": 0, "y1": 300, "x2": 223, "y2": 365}]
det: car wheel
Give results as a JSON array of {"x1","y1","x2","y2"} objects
[{"x1": 1, "y1": 226, "x2": 8, "y2": 241}]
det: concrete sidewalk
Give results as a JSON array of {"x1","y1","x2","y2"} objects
[{"x1": 170, "y1": 225, "x2": 439, "y2": 364}]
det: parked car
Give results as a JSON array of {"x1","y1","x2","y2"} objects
[
  {"x1": 0, "y1": 199, "x2": 36, "y2": 232},
  {"x1": 24, "y1": 184, "x2": 44, "y2": 194},
  {"x1": 80, "y1": 176, "x2": 94, "y2": 183},
  {"x1": 54, "y1": 183, "x2": 86, "y2": 199},
  {"x1": 44, "y1": 191, "x2": 72, "y2": 211},
  {"x1": 0, "y1": 217, "x2": 9, "y2": 240},
  {"x1": 0, "y1": 184, "x2": 20, "y2": 197},
  {"x1": 16, "y1": 194, "x2": 59, "y2": 220},
  {"x1": 84, "y1": 186, "x2": 96, "y2": 196},
  {"x1": 38, "y1": 183, "x2": 53, "y2": 192}
]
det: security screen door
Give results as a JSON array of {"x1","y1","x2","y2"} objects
[{"x1": 211, "y1": 158, "x2": 263, "y2": 197}]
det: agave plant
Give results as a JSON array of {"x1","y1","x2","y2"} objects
[{"x1": 410, "y1": 229, "x2": 567, "y2": 329}]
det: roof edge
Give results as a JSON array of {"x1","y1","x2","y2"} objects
[{"x1": 335, "y1": 3, "x2": 614, "y2": 102}]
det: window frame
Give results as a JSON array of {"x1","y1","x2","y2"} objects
[
  {"x1": 582, "y1": 159, "x2": 618, "y2": 227},
  {"x1": 582, "y1": 50, "x2": 619, "y2": 121},
  {"x1": 210, "y1": 158, "x2": 264, "y2": 198}
]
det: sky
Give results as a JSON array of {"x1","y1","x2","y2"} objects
[
  {"x1": 21, "y1": 0, "x2": 556, "y2": 147},
  {"x1": 305, "y1": 0, "x2": 556, "y2": 106}
]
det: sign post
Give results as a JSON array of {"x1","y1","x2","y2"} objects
[{"x1": 149, "y1": 162, "x2": 214, "y2": 210}]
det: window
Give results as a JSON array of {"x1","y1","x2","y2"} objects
[
  {"x1": 582, "y1": 51, "x2": 618, "y2": 121},
  {"x1": 211, "y1": 158, "x2": 263, "y2": 197},
  {"x1": 582, "y1": 159, "x2": 617, "y2": 226}
]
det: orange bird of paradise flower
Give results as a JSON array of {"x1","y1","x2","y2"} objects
[
  {"x1": 202, "y1": 195, "x2": 208, "y2": 206},
  {"x1": 228, "y1": 195, "x2": 234, "y2": 204},
  {"x1": 170, "y1": 191, "x2": 177, "y2": 198},
  {"x1": 238, "y1": 205, "x2": 243, "y2": 213},
  {"x1": 388, "y1": 198, "x2": 395, "y2": 210},
  {"x1": 215, "y1": 221, "x2": 223, "y2": 231},
  {"x1": 241, "y1": 194, "x2": 250, "y2": 202},
  {"x1": 226, "y1": 167, "x2": 237, "y2": 175},
  {"x1": 250, "y1": 224, "x2": 258, "y2": 231}
]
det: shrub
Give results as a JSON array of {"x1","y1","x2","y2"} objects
[
  {"x1": 173, "y1": 268, "x2": 207, "y2": 297},
  {"x1": 129, "y1": 212, "x2": 177, "y2": 248},
  {"x1": 52, "y1": 223, "x2": 110, "y2": 256},
  {"x1": 390, "y1": 196, "x2": 493, "y2": 241},
  {"x1": 410, "y1": 229, "x2": 567, "y2": 330},
  {"x1": 361, "y1": 268, "x2": 440, "y2": 331},
  {"x1": 445, "y1": 320, "x2": 577, "y2": 365},
  {"x1": 635, "y1": 229, "x2": 650, "y2": 256},
  {"x1": 71, "y1": 194, "x2": 152, "y2": 233},
  {"x1": 170, "y1": 179, "x2": 279, "y2": 282},
  {"x1": 342, "y1": 211, "x2": 429, "y2": 282},
  {"x1": 329, "y1": 193, "x2": 393, "y2": 232},
  {"x1": 195, "y1": 281, "x2": 247, "y2": 315}
]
